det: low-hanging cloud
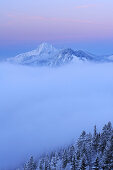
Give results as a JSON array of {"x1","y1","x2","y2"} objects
[{"x1": 0, "y1": 62, "x2": 113, "y2": 169}]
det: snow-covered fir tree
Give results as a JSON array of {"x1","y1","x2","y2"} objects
[{"x1": 19, "y1": 122, "x2": 113, "y2": 170}]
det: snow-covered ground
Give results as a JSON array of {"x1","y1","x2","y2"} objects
[{"x1": 0, "y1": 62, "x2": 113, "y2": 169}]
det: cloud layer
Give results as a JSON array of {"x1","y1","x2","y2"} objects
[{"x1": 0, "y1": 62, "x2": 113, "y2": 169}]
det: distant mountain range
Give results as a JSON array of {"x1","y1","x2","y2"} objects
[{"x1": 6, "y1": 43, "x2": 113, "y2": 66}]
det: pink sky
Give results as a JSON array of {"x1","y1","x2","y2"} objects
[{"x1": 0, "y1": 0, "x2": 113, "y2": 55}]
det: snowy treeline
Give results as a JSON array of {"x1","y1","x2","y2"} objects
[{"x1": 22, "y1": 122, "x2": 113, "y2": 170}]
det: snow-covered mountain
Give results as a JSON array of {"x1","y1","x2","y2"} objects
[
  {"x1": 6, "y1": 43, "x2": 113, "y2": 66},
  {"x1": 7, "y1": 43, "x2": 58, "y2": 66}
]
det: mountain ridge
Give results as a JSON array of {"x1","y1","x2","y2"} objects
[{"x1": 6, "y1": 43, "x2": 113, "y2": 66}]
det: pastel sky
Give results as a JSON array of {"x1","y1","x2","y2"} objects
[{"x1": 0, "y1": 0, "x2": 113, "y2": 57}]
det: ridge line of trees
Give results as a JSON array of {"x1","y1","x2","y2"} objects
[{"x1": 19, "y1": 122, "x2": 113, "y2": 170}]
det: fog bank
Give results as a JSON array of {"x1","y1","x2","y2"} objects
[{"x1": 0, "y1": 63, "x2": 113, "y2": 169}]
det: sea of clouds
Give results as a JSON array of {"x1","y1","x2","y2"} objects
[{"x1": 0, "y1": 62, "x2": 113, "y2": 169}]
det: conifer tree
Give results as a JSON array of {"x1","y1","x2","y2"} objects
[
  {"x1": 80, "y1": 157, "x2": 87, "y2": 170},
  {"x1": 71, "y1": 155, "x2": 77, "y2": 170},
  {"x1": 92, "y1": 157, "x2": 99, "y2": 170},
  {"x1": 25, "y1": 156, "x2": 37, "y2": 170},
  {"x1": 62, "y1": 150, "x2": 68, "y2": 168},
  {"x1": 39, "y1": 159, "x2": 44, "y2": 170},
  {"x1": 68, "y1": 145, "x2": 75, "y2": 162}
]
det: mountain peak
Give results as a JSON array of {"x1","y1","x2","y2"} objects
[{"x1": 37, "y1": 42, "x2": 56, "y2": 53}]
